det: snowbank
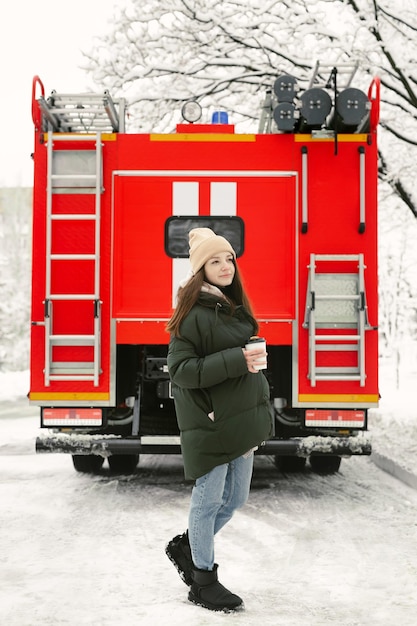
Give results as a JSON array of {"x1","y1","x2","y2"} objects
[{"x1": 0, "y1": 370, "x2": 30, "y2": 401}]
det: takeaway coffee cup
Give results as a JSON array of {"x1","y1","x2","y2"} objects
[{"x1": 245, "y1": 336, "x2": 267, "y2": 370}]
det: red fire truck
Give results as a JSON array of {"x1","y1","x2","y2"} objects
[{"x1": 30, "y1": 65, "x2": 379, "y2": 474}]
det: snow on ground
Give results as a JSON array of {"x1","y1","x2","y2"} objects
[
  {"x1": 368, "y1": 362, "x2": 417, "y2": 480},
  {"x1": 2, "y1": 432, "x2": 417, "y2": 626},
  {"x1": 1, "y1": 369, "x2": 417, "y2": 625}
]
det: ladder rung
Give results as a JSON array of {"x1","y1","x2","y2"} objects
[
  {"x1": 50, "y1": 365, "x2": 95, "y2": 375},
  {"x1": 51, "y1": 254, "x2": 97, "y2": 260},
  {"x1": 49, "y1": 374, "x2": 96, "y2": 381},
  {"x1": 51, "y1": 174, "x2": 97, "y2": 180},
  {"x1": 315, "y1": 367, "x2": 359, "y2": 374},
  {"x1": 314, "y1": 374, "x2": 362, "y2": 381},
  {"x1": 50, "y1": 94, "x2": 109, "y2": 103},
  {"x1": 50, "y1": 335, "x2": 95, "y2": 346},
  {"x1": 47, "y1": 294, "x2": 98, "y2": 300},
  {"x1": 50, "y1": 361, "x2": 95, "y2": 369},
  {"x1": 51, "y1": 214, "x2": 97, "y2": 220},
  {"x1": 314, "y1": 334, "x2": 360, "y2": 341},
  {"x1": 315, "y1": 345, "x2": 359, "y2": 352},
  {"x1": 314, "y1": 294, "x2": 360, "y2": 301},
  {"x1": 313, "y1": 254, "x2": 362, "y2": 262}
]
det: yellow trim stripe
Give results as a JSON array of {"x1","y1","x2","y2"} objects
[
  {"x1": 299, "y1": 394, "x2": 379, "y2": 403},
  {"x1": 44, "y1": 133, "x2": 117, "y2": 142},
  {"x1": 100, "y1": 133, "x2": 117, "y2": 142},
  {"x1": 150, "y1": 133, "x2": 256, "y2": 143},
  {"x1": 29, "y1": 392, "x2": 110, "y2": 401},
  {"x1": 294, "y1": 134, "x2": 369, "y2": 143}
]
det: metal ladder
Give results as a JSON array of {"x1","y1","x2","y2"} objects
[
  {"x1": 307, "y1": 61, "x2": 359, "y2": 90},
  {"x1": 304, "y1": 254, "x2": 368, "y2": 387},
  {"x1": 43, "y1": 129, "x2": 103, "y2": 386},
  {"x1": 38, "y1": 90, "x2": 125, "y2": 133}
]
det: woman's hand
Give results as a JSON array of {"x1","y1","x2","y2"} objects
[{"x1": 242, "y1": 347, "x2": 267, "y2": 373}]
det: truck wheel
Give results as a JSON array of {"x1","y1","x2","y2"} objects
[
  {"x1": 72, "y1": 455, "x2": 104, "y2": 474},
  {"x1": 108, "y1": 454, "x2": 139, "y2": 474},
  {"x1": 274, "y1": 456, "x2": 306, "y2": 472},
  {"x1": 309, "y1": 455, "x2": 341, "y2": 474}
]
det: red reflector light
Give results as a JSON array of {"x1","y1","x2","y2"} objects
[
  {"x1": 42, "y1": 408, "x2": 102, "y2": 426},
  {"x1": 305, "y1": 410, "x2": 365, "y2": 428}
]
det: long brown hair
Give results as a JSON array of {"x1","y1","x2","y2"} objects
[{"x1": 166, "y1": 260, "x2": 258, "y2": 337}]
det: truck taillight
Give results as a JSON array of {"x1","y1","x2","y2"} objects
[
  {"x1": 42, "y1": 408, "x2": 103, "y2": 427},
  {"x1": 305, "y1": 410, "x2": 365, "y2": 428}
]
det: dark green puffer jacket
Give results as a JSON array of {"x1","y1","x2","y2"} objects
[{"x1": 167, "y1": 293, "x2": 273, "y2": 480}]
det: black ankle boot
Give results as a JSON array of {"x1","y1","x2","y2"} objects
[
  {"x1": 165, "y1": 531, "x2": 193, "y2": 586},
  {"x1": 188, "y1": 564, "x2": 244, "y2": 612}
]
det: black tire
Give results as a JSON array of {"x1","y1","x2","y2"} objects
[
  {"x1": 108, "y1": 454, "x2": 139, "y2": 474},
  {"x1": 309, "y1": 455, "x2": 342, "y2": 475},
  {"x1": 274, "y1": 455, "x2": 307, "y2": 473},
  {"x1": 72, "y1": 454, "x2": 104, "y2": 474}
]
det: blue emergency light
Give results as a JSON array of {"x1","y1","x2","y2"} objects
[{"x1": 211, "y1": 111, "x2": 229, "y2": 124}]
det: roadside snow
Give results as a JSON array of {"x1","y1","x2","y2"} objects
[
  {"x1": 0, "y1": 369, "x2": 30, "y2": 401},
  {"x1": 368, "y1": 363, "x2": 417, "y2": 479}
]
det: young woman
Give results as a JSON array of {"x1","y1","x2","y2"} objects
[{"x1": 165, "y1": 227, "x2": 273, "y2": 613}]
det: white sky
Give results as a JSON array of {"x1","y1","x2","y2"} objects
[{"x1": 0, "y1": 0, "x2": 119, "y2": 187}]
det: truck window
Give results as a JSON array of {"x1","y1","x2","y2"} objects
[{"x1": 165, "y1": 216, "x2": 244, "y2": 257}]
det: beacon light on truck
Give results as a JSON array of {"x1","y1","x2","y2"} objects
[{"x1": 181, "y1": 101, "x2": 202, "y2": 123}]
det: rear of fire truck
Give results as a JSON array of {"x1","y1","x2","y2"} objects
[{"x1": 30, "y1": 63, "x2": 379, "y2": 474}]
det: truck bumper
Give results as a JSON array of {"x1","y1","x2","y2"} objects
[{"x1": 35, "y1": 433, "x2": 371, "y2": 457}]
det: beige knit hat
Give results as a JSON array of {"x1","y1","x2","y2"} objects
[{"x1": 189, "y1": 228, "x2": 236, "y2": 273}]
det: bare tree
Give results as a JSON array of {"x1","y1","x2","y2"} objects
[
  {"x1": 378, "y1": 232, "x2": 413, "y2": 389},
  {"x1": 342, "y1": 0, "x2": 417, "y2": 217},
  {"x1": 83, "y1": 0, "x2": 417, "y2": 218},
  {"x1": 81, "y1": 0, "x2": 417, "y2": 386},
  {"x1": 84, "y1": 0, "x2": 315, "y2": 131},
  {"x1": 377, "y1": 163, "x2": 417, "y2": 389}
]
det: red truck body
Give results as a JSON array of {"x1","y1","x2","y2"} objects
[{"x1": 30, "y1": 72, "x2": 379, "y2": 474}]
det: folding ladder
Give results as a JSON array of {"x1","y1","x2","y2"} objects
[
  {"x1": 308, "y1": 61, "x2": 359, "y2": 90},
  {"x1": 38, "y1": 90, "x2": 125, "y2": 133},
  {"x1": 304, "y1": 254, "x2": 368, "y2": 387}
]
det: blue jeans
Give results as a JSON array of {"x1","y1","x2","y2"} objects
[{"x1": 188, "y1": 453, "x2": 254, "y2": 570}]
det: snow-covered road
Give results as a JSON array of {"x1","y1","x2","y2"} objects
[{"x1": 1, "y1": 405, "x2": 416, "y2": 626}]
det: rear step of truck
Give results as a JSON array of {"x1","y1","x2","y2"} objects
[{"x1": 35, "y1": 432, "x2": 371, "y2": 457}]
